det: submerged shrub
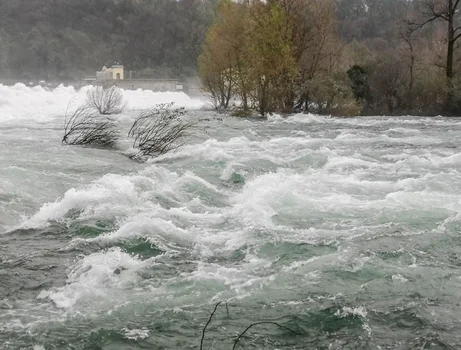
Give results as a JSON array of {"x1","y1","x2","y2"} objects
[
  {"x1": 86, "y1": 86, "x2": 125, "y2": 115},
  {"x1": 62, "y1": 100, "x2": 194, "y2": 160},
  {"x1": 62, "y1": 105, "x2": 119, "y2": 147},
  {"x1": 128, "y1": 103, "x2": 194, "y2": 161}
]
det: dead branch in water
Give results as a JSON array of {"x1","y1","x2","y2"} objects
[
  {"x1": 200, "y1": 301, "x2": 299, "y2": 350},
  {"x1": 200, "y1": 301, "x2": 229, "y2": 350},
  {"x1": 232, "y1": 321, "x2": 299, "y2": 350}
]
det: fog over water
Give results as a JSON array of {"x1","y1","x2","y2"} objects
[{"x1": 1, "y1": 84, "x2": 461, "y2": 349}]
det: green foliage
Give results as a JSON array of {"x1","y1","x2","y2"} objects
[
  {"x1": 411, "y1": 67, "x2": 447, "y2": 114},
  {"x1": 347, "y1": 65, "x2": 371, "y2": 107},
  {"x1": 199, "y1": 1, "x2": 251, "y2": 109},
  {"x1": 199, "y1": 1, "x2": 298, "y2": 115},
  {"x1": 2, "y1": 0, "x2": 460, "y2": 116},
  {"x1": 307, "y1": 72, "x2": 360, "y2": 116},
  {"x1": 0, "y1": 0, "x2": 216, "y2": 79},
  {"x1": 248, "y1": 3, "x2": 297, "y2": 115}
]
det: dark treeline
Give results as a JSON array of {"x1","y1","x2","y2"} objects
[
  {"x1": 0, "y1": 0, "x2": 218, "y2": 80},
  {"x1": 200, "y1": 0, "x2": 461, "y2": 116}
]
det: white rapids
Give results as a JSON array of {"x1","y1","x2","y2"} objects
[{"x1": 1, "y1": 84, "x2": 461, "y2": 349}]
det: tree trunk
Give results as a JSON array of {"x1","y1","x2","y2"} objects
[
  {"x1": 446, "y1": 0, "x2": 456, "y2": 112},
  {"x1": 447, "y1": 0, "x2": 454, "y2": 80}
]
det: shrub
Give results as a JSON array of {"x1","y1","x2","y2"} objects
[
  {"x1": 86, "y1": 86, "x2": 125, "y2": 115},
  {"x1": 62, "y1": 105, "x2": 119, "y2": 147},
  {"x1": 128, "y1": 103, "x2": 194, "y2": 161}
]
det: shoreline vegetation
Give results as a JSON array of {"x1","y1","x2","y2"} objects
[
  {"x1": 2, "y1": 0, "x2": 461, "y2": 117},
  {"x1": 199, "y1": 0, "x2": 461, "y2": 117}
]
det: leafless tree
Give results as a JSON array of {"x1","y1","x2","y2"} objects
[
  {"x1": 86, "y1": 85, "x2": 125, "y2": 115},
  {"x1": 127, "y1": 103, "x2": 195, "y2": 161},
  {"x1": 411, "y1": 0, "x2": 461, "y2": 80},
  {"x1": 400, "y1": 24, "x2": 419, "y2": 93},
  {"x1": 62, "y1": 105, "x2": 120, "y2": 147}
]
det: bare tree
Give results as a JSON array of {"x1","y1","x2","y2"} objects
[
  {"x1": 400, "y1": 24, "x2": 419, "y2": 93},
  {"x1": 62, "y1": 105, "x2": 120, "y2": 147},
  {"x1": 411, "y1": 0, "x2": 461, "y2": 80},
  {"x1": 86, "y1": 86, "x2": 125, "y2": 115},
  {"x1": 127, "y1": 103, "x2": 195, "y2": 161}
]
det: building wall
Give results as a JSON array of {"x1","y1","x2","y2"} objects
[
  {"x1": 112, "y1": 66, "x2": 124, "y2": 80},
  {"x1": 103, "y1": 79, "x2": 181, "y2": 92},
  {"x1": 96, "y1": 69, "x2": 112, "y2": 81}
]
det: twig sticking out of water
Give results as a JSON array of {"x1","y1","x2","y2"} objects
[
  {"x1": 200, "y1": 301, "x2": 229, "y2": 350},
  {"x1": 232, "y1": 321, "x2": 299, "y2": 350}
]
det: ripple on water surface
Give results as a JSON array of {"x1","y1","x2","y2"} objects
[{"x1": 2, "y1": 90, "x2": 461, "y2": 349}]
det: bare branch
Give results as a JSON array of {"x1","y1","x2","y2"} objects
[
  {"x1": 455, "y1": 0, "x2": 461, "y2": 11},
  {"x1": 407, "y1": 0, "x2": 451, "y2": 30},
  {"x1": 86, "y1": 86, "x2": 125, "y2": 115},
  {"x1": 423, "y1": 0, "x2": 449, "y2": 21},
  {"x1": 62, "y1": 104, "x2": 119, "y2": 147},
  {"x1": 410, "y1": 15, "x2": 444, "y2": 30},
  {"x1": 232, "y1": 321, "x2": 299, "y2": 350},
  {"x1": 128, "y1": 103, "x2": 195, "y2": 161},
  {"x1": 199, "y1": 301, "x2": 229, "y2": 350}
]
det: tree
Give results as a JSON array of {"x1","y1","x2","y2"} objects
[
  {"x1": 305, "y1": 71, "x2": 360, "y2": 116},
  {"x1": 347, "y1": 65, "x2": 372, "y2": 108},
  {"x1": 0, "y1": 0, "x2": 217, "y2": 79},
  {"x1": 411, "y1": 0, "x2": 461, "y2": 80},
  {"x1": 295, "y1": 0, "x2": 338, "y2": 110},
  {"x1": 199, "y1": 1, "x2": 297, "y2": 115},
  {"x1": 368, "y1": 53, "x2": 407, "y2": 114},
  {"x1": 198, "y1": 1, "x2": 250, "y2": 109},
  {"x1": 400, "y1": 24, "x2": 418, "y2": 94},
  {"x1": 247, "y1": 3, "x2": 297, "y2": 115}
]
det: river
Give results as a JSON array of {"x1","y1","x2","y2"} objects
[{"x1": 1, "y1": 83, "x2": 461, "y2": 349}]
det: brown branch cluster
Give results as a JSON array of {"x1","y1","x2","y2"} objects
[
  {"x1": 86, "y1": 86, "x2": 126, "y2": 115},
  {"x1": 62, "y1": 105, "x2": 120, "y2": 147},
  {"x1": 128, "y1": 103, "x2": 194, "y2": 161},
  {"x1": 63, "y1": 100, "x2": 194, "y2": 160},
  {"x1": 410, "y1": 0, "x2": 461, "y2": 41}
]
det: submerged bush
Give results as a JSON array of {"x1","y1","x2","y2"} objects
[
  {"x1": 62, "y1": 100, "x2": 194, "y2": 160},
  {"x1": 128, "y1": 103, "x2": 194, "y2": 161},
  {"x1": 62, "y1": 105, "x2": 120, "y2": 147},
  {"x1": 86, "y1": 86, "x2": 125, "y2": 115}
]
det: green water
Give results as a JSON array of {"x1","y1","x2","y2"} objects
[{"x1": 2, "y1": 107, "x2": 461, "y2": 349}]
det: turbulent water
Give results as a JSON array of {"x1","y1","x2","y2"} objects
[{"x1": 1, "y1": 84, "x2": 461, "y2": 349}]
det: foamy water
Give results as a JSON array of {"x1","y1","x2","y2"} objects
[{"x1": 1, "y1": 84, "x2": 461, "y2": 348}]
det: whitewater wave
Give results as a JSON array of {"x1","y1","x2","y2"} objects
[
  {"x1": 20, "y1": 166, "x2": 227, "y2": 230},
  {"x1": 0, "y1": 83, "x2": 204, "y2": 123},
  {"x1": 38, "y1": 247, "x2": 144, "y2": 309},
  {"x1": 268, "y1": 113, "x2": 329, "y2": 124},
  {"x1": 4, "y1": 78, "x2": 461, "y2": 348}
]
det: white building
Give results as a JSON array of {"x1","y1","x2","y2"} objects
[{"x1": 96, "y1": 64, "x2": 124, "y2": 81}]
